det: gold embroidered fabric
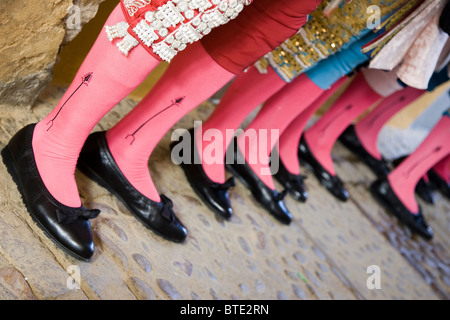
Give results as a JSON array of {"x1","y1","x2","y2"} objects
[{"x1": 255, "y1": 0, "x2": 414, "y2": 83}]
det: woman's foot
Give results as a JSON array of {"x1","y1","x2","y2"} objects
[
  {"x1": 298, "y1": 135, "x2": 349, "y2": 201},
  {"x1": 2, "y1": 124, "x2": 99, "y2": 261},
  {"x1": 77, "y1": 131, "x2": 188, "y2": 243},
  {"x1": 370, "y1": 178, "x2": 433, "y2": 240}
]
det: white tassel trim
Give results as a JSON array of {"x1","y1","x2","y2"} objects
[
  {"x1": 105, "y1": 21, "x2": 130, "y2": 41},
  {"x1": 117, "y1": 33, "x2": 139, "y2": 56},
  {"x1": 105, "y1": 21, "x2": 139, "y2": 56},
  {"x1": 107, "y1": 0, "x2": 251, "y2": 60}
]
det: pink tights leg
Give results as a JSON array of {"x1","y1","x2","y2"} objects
[
  {"x1": 199, "y1": 66, "x2": 287, "y2": 185},
  {"x1": 32, "y1": 4, "x2": 160, "y2": 207},
  {"x1": 237, "y1": 73, "x2": 326, "y2": 189},
  {"x1": 355, "y1": 86, "x2": 425, "y2": 160},
  {"x1": 432, "y1": 155, "x2": 450, "y2": 183},
  {"x1": 105, "y1": 42, "x2": 235, "y2": 202},
  {"x1": 278, "y1": 76, "x2": 348, "y2": 175},
  {"x1": 388, "y1": 115, "x2": 450, "y2": 213},
  {"x1": 303, "y1": 73, "x2": 382, "y2": 175}
]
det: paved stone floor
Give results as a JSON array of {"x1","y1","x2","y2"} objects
[{"x1": 0, "y1": 85, "x2": 448, "y2": 300}]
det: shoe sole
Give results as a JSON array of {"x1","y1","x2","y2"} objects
[
  {"x1": 77, "y1": 159, "x2": 186, "y2": 243},
  {"x1": 1, "y1": 146, "x2": 92, "y2": 262}
]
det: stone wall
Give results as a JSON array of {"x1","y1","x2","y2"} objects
[{"x1": 0, "y1": 0, "x2": 106, "y2": 107}]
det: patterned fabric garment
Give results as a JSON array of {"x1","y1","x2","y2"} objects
[
  {"x1": 395, "y1": 13, "x2": 449, "y2": 89},
  {"x1": 107, "y1": 0, "x2": 253, "y2": 61},
  {"x1": 364, "y1": 0, "x2": 449, "y2": 90},
  {"x1": 254, "y1": 0, "x2": 416, "y2": 83},
  {"x1": 366, "y1": 0, "x2": 446, "y2": 70}
]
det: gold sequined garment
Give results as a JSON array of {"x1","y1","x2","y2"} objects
[{"x1": 255, "y1": 0, "x2": 418, "y2": 82}]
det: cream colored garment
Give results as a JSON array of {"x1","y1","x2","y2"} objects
[
  {"x1": 369, "y1": 0, "x2": 447, "y2": 71},
  {"x1": 435, "y1": 38, "x2": 450, "y2": 72},
  {"x1": 361, "y1": 67, "x2": 404, "y2": 97},
  {"x1": 396, "y1": 14, "x2": 449, "y2": 89}
]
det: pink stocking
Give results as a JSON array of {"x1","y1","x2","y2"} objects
[
  {"x1": 32, "y1": 4, "x2": 160, "y2": 207},
  {"x1": 303, "y1": 72, "x2": 382, "y2": 175},
  {"x1": 236, "y1": 73, "x2": 326, "y2": 189},
  {"x1": 105, "y1": 42, "x2": 235, "y2": 202},
  {"x1": 199, "y1": 66, "x2": 287, "y2": 184},
  {"x1": 278, "y1": 77, "x2": 348, "y2": 175},
  {"x1": 355, "y1": 86, "x2": 425, "y2": 160},
  {"x1": 388, "y1": 115, "x2": 450, "y2": 213},
  {"x1": 431, "y1": 154, "x2": 450, "y2": 183},
  {"x1": 279, "y1": 76, "x2": 348, "y2": 175}
]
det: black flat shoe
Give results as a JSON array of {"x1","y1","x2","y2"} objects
[
  {"x1": 392, "y1": 156, "x2": 434, "y2": 204},
  {"x1": 428, "y1": 168, "x2": 450, "y2": 199},
  {"x1": 415, "y1": 179, "x2": 435, "y2": 204},
  {"x1": 298, "y1": 135, "x2": 349, "y2": 201},
  {"x1": 338, "y1": 124, "x2": 391, "y2": 178},
  {"x1": 370, "y1": 178, "x2": 433, "y2": 240},
  {"x1": 77, "y1": 131, "x2": 187, "y2": 243},
  {"x1": 273, "y1": 156, "x2": 307, "y2": 202},
  {"x1": 225, "y1": 142, "x2": 292, "y2": 224},
  {"x1": 170, "y1": 128, "x2": 235, "y2": 220},
  {"x1": 1, "y1": 124, "x2": 99, "y2": 261}
]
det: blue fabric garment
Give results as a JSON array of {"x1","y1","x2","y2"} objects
[{"x1": 305, "y1": 32, "x2": 379, "y2": 90}]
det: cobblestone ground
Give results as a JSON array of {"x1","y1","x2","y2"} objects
[{"x1": 0, "y1": 85, "x2": 448, "y2": 300}]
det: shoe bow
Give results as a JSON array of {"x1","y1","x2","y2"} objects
[
  {"x1": 274, "y1": 189, "x2": 288, "y2": 201},
  {"x1": 292, "y1": 174, "x2": 307, "y2": 184},
  {"x1": 159, "y1": 194, "x2": 176, "y2": 222},
  {"x1": 56, "y1": 205, "x2": 101, "y2": 225},
  {"x1": 211, "y1": 177, "x2": 236, "y2": 190}
]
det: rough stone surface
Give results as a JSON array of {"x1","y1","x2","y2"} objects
[
  {"x1": 0, "y1": 85, "x2": 448, "y2": 300},
  {"x1": 0, "y1": 0, "x2": 106, "y2": 107}
]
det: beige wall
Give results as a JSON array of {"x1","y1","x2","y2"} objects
[{"x1": 0, "y1": 0, "x2": 108, "y2": 107}]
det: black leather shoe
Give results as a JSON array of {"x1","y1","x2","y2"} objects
[
  {"x1": 1, "y1": 124, "x2": 99, "y2": 261},
  {"x1": 392, "y1": 156, "x2": 434, "y2": 204},
  {"x1": 273, "y1": 157, "x2": 307, "y2": 202},
  {"x1": 170, "y1": 128, "x2": 235, "y2": 220},
  {"x1": 77, "y1": 131, "x2": 187, "y2": 243},
  {"x1": 428, "y1": 168, "x2": 450, "y2": 199},
  {"x1": 415, "y1": 179, "x2": 435, "y2": 204},
  {"x1": 225, "y1": 142, "x2": 292, "y2": 224},
  {"x1": 298, "y1": 135, "x2": 349, "y2": 201},
  {"x1": 370, "y1": 178, "x2": 433, "y2": 240},
  {"x1": 338, "y1": 125, "x2": 391, "y2": 178}
]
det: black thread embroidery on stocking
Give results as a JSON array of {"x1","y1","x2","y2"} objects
[
  {"x1": 125, "y1": 96, "x2": 185, "y2": 145},
  {"x1": 46, "y1": 73, "x2": 93, "y2": 131},
  {"x1": 318, "y1": 104, "x2": 353, "y2": 134},
  {"x1": 404, "y1": 146, "x2": 442, "y2": 178}
]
